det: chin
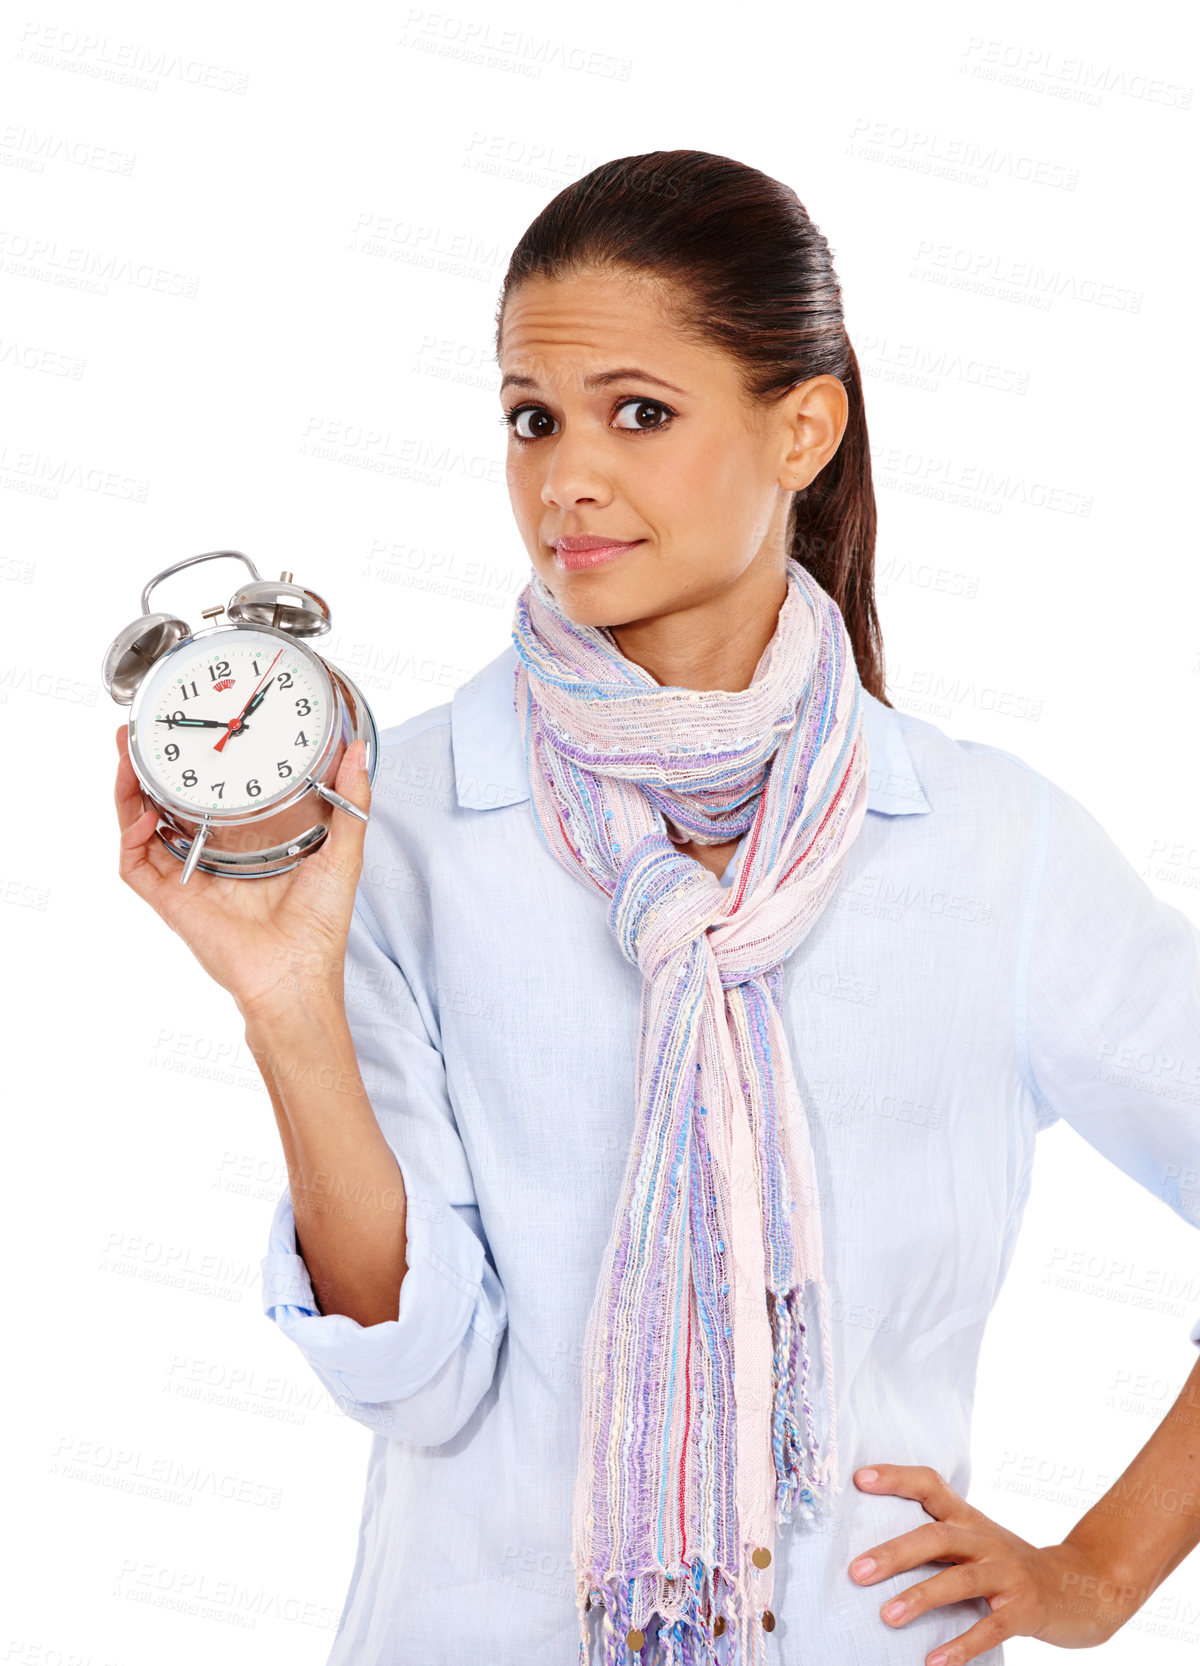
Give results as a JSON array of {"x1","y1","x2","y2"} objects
[{"x1": 532, "y1": 546, "x2": 674, "y2": 632}]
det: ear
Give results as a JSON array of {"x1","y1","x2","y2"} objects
[{"x1": 776, "y1": 375, "x2": 849, "y2": 492}]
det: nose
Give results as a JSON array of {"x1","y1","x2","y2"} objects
[{"x1": 538, "y1": 423, "x2": 615, "y2": 512}]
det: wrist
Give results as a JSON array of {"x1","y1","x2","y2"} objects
[
  {"x1": 238, "y1": 984, "x2": 346, "y2": 1044},
  {"x1": 1053, "y1": 1530, "x2": 1151, "y2": 1630},
  {"x1": 234, "y1": 952, "x2": 347, "y2": 1031}
]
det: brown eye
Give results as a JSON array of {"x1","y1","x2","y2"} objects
[
  {"x1": 612, "y1": 398, "x2": 674, "y2": 433},
  {"x1": 505, "y1": 406, "x2": 559, "y2": 442}
]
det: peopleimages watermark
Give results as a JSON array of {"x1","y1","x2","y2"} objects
[
  {"x1": 887, "y1": 663, "x2": 1044, "y2": 723},
  {"x1": 462, "y1": 130, "x2": 604, "y2": 187},
  {"x1": 0, "y1": 123, "x2": 136, "y2": 176},
  {"x1": 0, "y1": 335, "x2": 85, "y2": 379},
  {"x1": 846, "y1": 116, "x2": 1079, "y2": 190},
  {"x1": 857, "y1": 332, "x2": 1029, "y2": 397},
  {"x1": 14, "y1": 23, "x2": 250, "y2": 94},
  {"x1": 0, "y1": 663, "x2": 100, "y2": 704},
  {"x1": 0, "y1": 229, "x2": 200, "y2": 298},
  {"x1": 49, "y1": 1433, "x2": 282, "y2": 1510},
  {"x1": 959, "y1": 36, "x2": 1191, "y2": 110},
  {"x1": 299, "y1": 415, "x2": 505, "y2": 488},
  {"x1": 909, "y1": 240, "x2": 1141, "y2": 313},
  {"x1": 875, "y1": 445, "x2": 1091, "y2": 516},
  {"x1": 111, "y1": 1558, "x2": 339, "y2": 1630},
  {"x1": 0, "y1": 442, "x2": 149, "y2": 502},
  {"x1": 1, "y1": 874, "x2": 50, "y2": 910},
  {"x1": 396, "y1": 9, "x2": 632, "y2": 82}
]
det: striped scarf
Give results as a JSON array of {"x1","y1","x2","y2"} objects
[{"x1": 510, "y1": 557, "x2": 870, "y2": 1666}]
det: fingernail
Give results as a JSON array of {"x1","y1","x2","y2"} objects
[
  {"x1": 882, "y1": 1599, "x2": 905, "y2": 1620},
  {"x1": 928, "y1": 1654, "x2": 949, "y2": 1666},
  {"x1": 849, "y1": 1558, "x2": 876, "y2": 1579},
  {"x1": 857, "y1": 1468, "x2": 878, "y2": 1484}
]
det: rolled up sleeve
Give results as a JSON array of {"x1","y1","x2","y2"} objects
[
  {"x1": 1022, "y1": 775, "x2": 1200, "y2": 1347},
  {"x1": 260, "y1": 891, "x2": 508, "y2": 1442}
]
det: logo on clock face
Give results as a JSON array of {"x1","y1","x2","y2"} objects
[{"x1": 213, "y1": 677, "x2": 236, "y2": 692}]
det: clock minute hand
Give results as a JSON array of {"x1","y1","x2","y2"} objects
[{"x1": 214, "y1": 649, "x2": 283, "y2": 752}]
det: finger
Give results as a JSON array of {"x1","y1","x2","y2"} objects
[
  {"x1": 922, "y1": 1605, "x2": 1014, "y2": 1666},
  {"x1": 855, "y1": 1464, "x2": 967, "y2": 1523},
  {"x1": 113, "y1": 725, "x2": 166, "y2": 840},
  {"x1": 336, "y1": 736, "x2": 372, "y2": 808},
  {"x1": 113, "y1": 724, "x2": 144, "y2": 833},
  {"x1": 117, "y1": 798, "x2": 170, "y2": 897},
  {"x1": 849, "y1": 1520, "x2": 977, "y2": 1585},
  {"x1": 114, "y1": 725, "x2": 176, "y2": 896},
  {"x1": 870, "y1": 1546, "x2": 995, "y2": 1630},
  {"x1": 321, "y1": 736, "x2": 372, "y2": 877}
]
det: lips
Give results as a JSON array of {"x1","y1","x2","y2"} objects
[{"x1": 551, "y1": 537, "x2": 643, "y2": 572}]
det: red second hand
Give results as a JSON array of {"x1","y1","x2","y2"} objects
[{"x1": 213, "y1": 648, "x2": 283, "y2": 752}]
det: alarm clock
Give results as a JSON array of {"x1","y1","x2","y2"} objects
[{"x1": 102, "y1": 548, "x2": 378, "y2": 883}]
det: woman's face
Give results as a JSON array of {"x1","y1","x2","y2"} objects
[{"x1": 498, "y1": 267, "x2": 846, "y2": 631}]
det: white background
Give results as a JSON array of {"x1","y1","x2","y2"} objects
[{"x1": 2, "y1": 2, "x2": 1198, "y2": 1661}]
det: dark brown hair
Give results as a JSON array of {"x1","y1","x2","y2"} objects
[{"x1": 494, "y1": 148, "x2": 890, "y2": 705}]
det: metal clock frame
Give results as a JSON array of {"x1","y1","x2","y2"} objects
[
  {"x1": 129, "y1": 621, "x2": 377, "y2": 881},
  {"x1": 107, "y1": 550, "x2": 379, "y2": 883}
]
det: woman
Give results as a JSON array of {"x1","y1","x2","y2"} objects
[{"x1": 113, "y1": 151, "x2": 1200, "y2": 1666}]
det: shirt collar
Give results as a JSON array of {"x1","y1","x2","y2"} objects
[{"x1": 450, "y1": 643, "x2": 932, "y2": 816}]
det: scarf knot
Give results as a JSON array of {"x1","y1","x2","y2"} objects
[{"x1": 609, "y1": 833, "x2": 726, "y2": 982}]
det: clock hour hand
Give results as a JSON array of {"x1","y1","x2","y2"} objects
[
  {"x1": 240, "y1": 677, "x2": 277, "y2": 721},
  {"x1": 155, "y1": 716, "x2": 231, "y2": 729}
]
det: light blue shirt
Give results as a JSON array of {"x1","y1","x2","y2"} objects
[{"x1": 260, "y1": 642, "x2": 1200, "y2": 1666}]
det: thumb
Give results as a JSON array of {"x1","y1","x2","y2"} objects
[{"x1": 322, "y1": 736, "x2": 373, "y2": 878}]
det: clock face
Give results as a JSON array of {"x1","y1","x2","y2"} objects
[{"x1": 132, "y1": 628, "x2": 333, "y2": 815}]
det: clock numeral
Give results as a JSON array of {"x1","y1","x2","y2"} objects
[
  {"x1": 246, "y1": 778, "x2": 261, "y2": 798},
  {"x1": 277, "y1": 671, "x2": 293, "y2": 689},
  {"x1": 211, "y1": 782, "x2": 225, "y2": 799},
  {"x1": 294, "y1": 696, "x2": 312, "y2": 716},
  {"x1": 178, "y1": 680, "x2": 198, "y2": 700},
  {"x1": 276, "y1": 760, "x2": 293, "y2": 779},
  {"x1": 165, "y1": 709, "x2": 186, "y2": 728},
  {"x1": 294, "y1": 729, "x2": 308, "y2": 748},
  {"x1": 181, "y1": 768, "x2": 198, "y2": 788},
  {"x1": 165, "y1": 743, "x2": 180, "y2": 762},
  {"x1": 207, "y1": 659, "x2": 231, "y2": 681}
]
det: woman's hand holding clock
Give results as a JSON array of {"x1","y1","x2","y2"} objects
[
  {"x1": 113, "y1": 720, "x2": 372, "y2": 1022},
  {"x1": 115, "y1": 709, "x2": 410, "y2": 1331},
  {"x1": 106, "y1": 560, "x2": 406, "y2": 1326}
]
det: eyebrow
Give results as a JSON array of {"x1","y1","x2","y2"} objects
[{"x1": 499, "y1": 366, "x2": 687, "y2": 396}]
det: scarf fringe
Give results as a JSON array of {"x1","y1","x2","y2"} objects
[
  {"x1": 771, "y1": 1281, "x2": 840, "y2": 1527},
  {"x1": 574, "y1": 1280, "x2": 839, "y2": 1666},
  {"x1": 574, "y1": 1557, "x2": 767, "y2": 1666}
]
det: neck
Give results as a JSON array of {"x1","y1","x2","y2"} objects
[{"x1": 607, "y1": 555, "x2": 790, "y2": 693}]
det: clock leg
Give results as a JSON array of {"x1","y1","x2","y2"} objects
[
  {"x1": 311, "y1": 779, "x2": 369, "y2": 824},
  {"x1": 180, "y1": 819, "x2": 212, "y2": 885}
]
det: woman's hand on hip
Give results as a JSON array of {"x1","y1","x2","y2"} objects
[
  {"x1": 112, "y1": 723, "x2": 371, "y2": 1019},
  {"x1": 846, "y1": 1462, "x2": 1137, "y2": 1663}
]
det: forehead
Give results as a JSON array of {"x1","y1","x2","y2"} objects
[{"x1": 499, "y1": 270, "x2": 685, "y2": 370}]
